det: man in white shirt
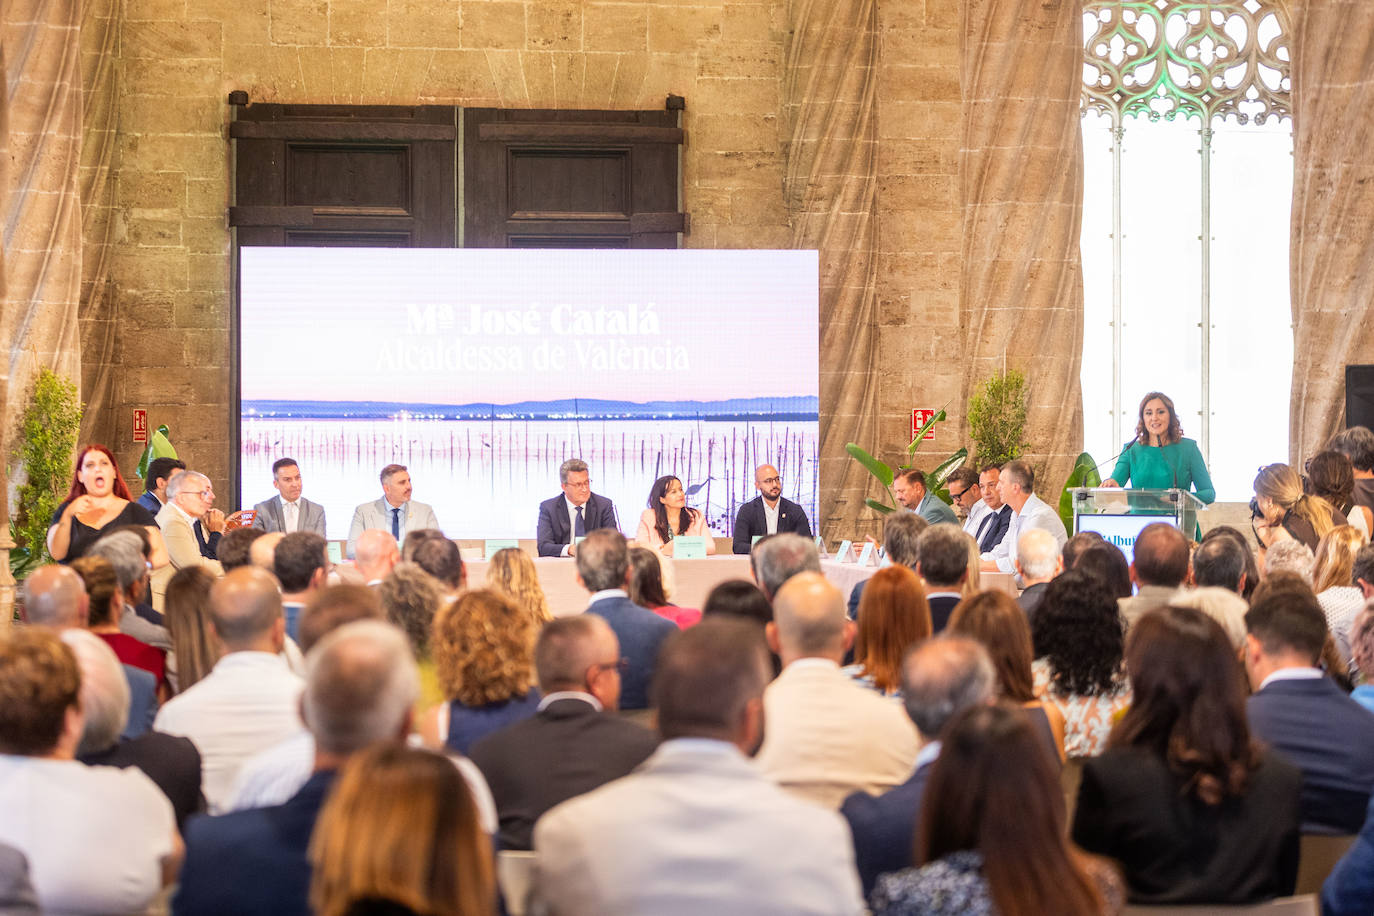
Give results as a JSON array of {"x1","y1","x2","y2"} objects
[
  {"x1": 982, "y1": 459, "x2": 1067, "y2": 575},
  {"x1": 250, "y1": 458, "x2": 326, "y2": 535},
  {"x1": 756, "y1": 572, "x2": 919, "y2": 808},
  {"x1": 532, "y1": 617, "x2": 865, "y2": 915},
  {"x1": 154, "y1": 566, "x2": 305, "y2": 813},
  {"x1": 345, "y1": 464, "x2": 440, "y2": 558}
]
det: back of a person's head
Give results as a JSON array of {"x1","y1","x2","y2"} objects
[
  {"x1": 652, "y1": 617, "x2": 770, "y2": 741},
  {"x1": 771, "y1": 571, "x2": 846, "y2": 659},
  {"x1": 164, "y1": 566, "x2": 220, "y2": 691},
  {"x1": 1313, "y1": 525, "x2": 1365, "y2": 593},
  {"x1": 882, "y1": 511, "x2": 928, "y2": 569},
  {"x1": 854, "y1": 565, "x2": 931, "y2": 694},
  {"x1": 702, "y1": 579, "x2": 773, "y2": 625},
  {"x1": 1245, "y1": 587, "x2": 1328, "y2": 664},
  {"x1": 304, "y1": 620, "x2": 419, "y2": 756},
  {"x1": 1356, "y1": 544, "x2": 1374, "y2": 590},
  {"x1": 378, "y1": 563, "x2": 443, "y2": 660},
  {"x1": 1306, "y1": 450, "x2": 1356, "y2": 506},
  {"x1": 1263, "y1": 538, "x2": 1315, "y2": 584},
  {"x1": 401, "y1": 529, "x2": 443, "y2": 563},
  {"x1": 69, "y1": 555, "x2": 121, "y2": 627},
  {"x1": 1015, "y1": 528, "x2": 1060, "y2": 582},
  {"x1": 60, "y1": 628, "x2": 129, "y2": 756},
  {"x1": 217, "y1": 526, "x2": 266, "y2": 571},
  {"x1": 275, "y1": 531, "x2": 328, "y2": 592},
  {"x1": 1001, "y1": 459, "x2": 1035, "y2": 494},
  {"x1": 486, "y1": 547, "x2": 550, "y2": 624},
  {"x1": 574, "y1": 528, "x2": 630, "y2": 593},
  {"x1": 210, "y1": 566, "x2": 285, "y2": 651},
  {"x1": 916, "y1": 524, "x2": 970, "y2": 587},
  {"x1": 1030, "y1": 569, "x2": 1124, "y2": 697},
  {"x1": 21, "y1": 565, "x2": 88, "y2": 628},
  {"x1": 411, "y1": 537, "x2": 464, "y2": 590},
  {"x1": 627, "y1": 547, "x2": 669, "y2": 608},
  {"x1": 309, "y1": 743, "x2": 493, "y2": 916},
  {"x1": 1200, "y1": 526, "x2": 1260, "y2": 599},
  {"x1": 0, "y1": 628, "x2": 80, "y2": 756},
  {"x1": 250, "y1": 531, "x2": 284, "y2": 570},
  {"x1": 1192, "y1": 533, "x2": 1248, "y2": 592},
  {"x1": 1116, "y1": 605, "x2": 1255, "y2": 804},
  {"x1": 919, "y1": 704, "x2": 1100, "y2": 916},
  {"x1": 901, "y1": 637, "x2": 996, "y2": 738},
  {"x1": 1132, "y1": 523, "x2": 1189, "y2": 588},
  {"x1": 947, "y1": 590, "x2": 1036, "y2": 703},
  {"x1": 750, "y1": 532, "x2": 821, "y2": 600},
  {"x1": 1350, "y1": 606, "x2": 1374, "y2": 683},
  {"x1": 1327, "y1": 425, "x2": 1374, "y2": 473},
  {"x1": 534, "y1": 614, "x2": 614, "y2": 694},
  {"x1": 1062, "y1": 531, "x2": 1105, "y2": 570},
  {"x1": 299, "y1": 585, "x2": 386, "y2": 655},
  {"x1": 86, "y1": 531, "x2": 147, "y2": 591},
  {"x1": 432, "y1": 589, "x2": 536, "y2": 707},
  {"x1": 1070, "y1": 542, "x2": 1132, "y2": 600}
]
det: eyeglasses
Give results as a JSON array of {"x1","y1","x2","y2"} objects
[
  {"x1": 948, "y1": 486, "x2": 970, "y2": 500},
  {"x1": 565, "y1": 480, "x2": 592, "y2": 490},
  {"x1": 588, "y1": 658, "x2": 629, "y2": 677},
  {"x1": 760, "y1": 476, "x2": 781, "y2": 485}
]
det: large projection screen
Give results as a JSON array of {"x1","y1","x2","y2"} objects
[{"x1": 239, "y1": 248, "x2": 820, "y2": 542}]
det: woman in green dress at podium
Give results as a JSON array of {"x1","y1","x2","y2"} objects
[{"x1": 1102, "y1": 392, "x2": 1216, "y2": 506}]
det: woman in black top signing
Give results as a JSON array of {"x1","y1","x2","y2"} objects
[{"x1": 48, "y1": 444, "x2": 167, "y2": 565}]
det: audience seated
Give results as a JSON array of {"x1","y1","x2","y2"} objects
[
  {"x1": 872, "y1": 704, "x2": 1121, "y2": 916},
  {"x1": 1323, "y1": 794, "x2": 1374, "y2": 916},
  {"x1": 424, "y1": 588, "x2": 541, "y2": 753},
  {"x1": 628, "y1": 546, "x2": 701, "y2": 628},
  {"x1": 87, "y1": 529, "x2": 171, "y2": 647},
  {"x1": 379, "y1": 562, "x2": 445, "y2": 708},
  {"x1": 102, "y1": 523, "x2": 164, "y2": 624},
  {"x1": 948, "y1": 590, "x2": 1066, "y2": 761},
  {"x1": 841, "y1": 565, "x2": 931, "y2": 696},
  {"x1": 1244, "y1": 586, "x2": 1374, "y2": 834},
  {"x1": 62, "y1": 628, "x2": 203, "y2": 830},
  {"x1": 1328, "y1": 426, "x2": 1374, "y2": 517},
  {"x1": 1073, "y1": 605, "x2": 1301, "y2": 904},
  {"x1": 162, "y1": 566, "x2": 220, "y2": 694},
  {"x1": 215, "y1": 526, "x2": 264, "y2": 572},
  {"x1": 702, "y1": 578, "x2": 773, "y2": 624},
  {"x1": 309, "y1": 744, "x2": 495, "y2": 916},
  {"x1": 486, "y1": 545, "x2": 552, "y2": 624},
  {"x1": 70, "y1": 554, "x2": 167, "y2": 694},
  {"x1": 841, "y1": 637, "x2": 996, "y2": 896},
  {"x1": 1265, "y1": 537, "x2": 1316, "y2": 582},
  {"x1": 469, "y1": 614, "x2": 658, "y2": 850},
  {"x1": 1313, "y1": 526, "x2": 1369, "y2": 664},
  {"x1": 274, "y1": 531, "x2": 329, "y2": 642},
  {"x1": 751, "y1": 531, "x2": 823, "y2": 604},
  {"x1": 174, "y1": 621, "x2": 424, "y2": 916},
  {"x1": 1072, "y1": 541, "x2": 1133, "y2": 601},
  {"x1": 756, "y1": 572, "x2": 919, "y2": 807},
  {"x1": 1119, "y1": 522, "x2": 1188, "y2": 629},
  {"x1": 155, "y1": 469, "x2": 225, "y2": 576},
  {"x1": 249, "y1": 530, "x2": 283, "y2": 570},
  {"x1": 531, "y1": 617, "x2": 865, "y2": 914},
  {"x1": 914, "y1": 523, "x2": 971, "y2": 631},
  {"x1": 154, "y1": 566, "x2": 306, "y2": 813},
  {"x1": 1063, "y1": 530, "x2": 1106, "y2": 570},
  {"x1": 0, "y1": 842, "x2": 38, "y2": 915},
  {"x1": 1030, "y1": 570, "x2": 1131, "y2": 758},
  {"x1": 1015, "y1": 527, "x2": 1063, "y2": 619},
  {"x1": 411, "y1": 535, "x2": 465, "y2": 597},
  {"x1": 846, "y1": 512, "x2": 924, "y2": 618},
  {"x1": 0, "y1": 628, "x2": 181, "y2": 915},
  {"x1": 352, "y1": 528, "x2": 400, "y2": 585},
  {"x1": 1171, "y1": 586, "x2": 1249, "y2": 653},
  {"x1": 575, "y1": 528, "x2": 677, "y2": 710},
  {"x1": 1198, "y1": 525, "x2": 1261, "y2": 600},
  {"x1": 1350, "y1": 607, "x2": 1374, "y2": 715}
]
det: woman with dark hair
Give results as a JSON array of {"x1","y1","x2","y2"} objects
[
  {"x1": 635, "y1": 475, "x2": 716, "y2": 556},
  {"x1": 871, "y1": 704, "x2": 1121, "y2": 916},
  {"x1": 162, "y1": 566, "x2": 220, "y2": 694},
  {"x1": 1031, "y1": 570, "x2": 1131, "y2": 758},
  {"x1": 1307, "y1": 450, "x2": 1373, "y2": 539},
  {"x1": 47, "y1": 444, "x2": 167, "y2": 565},
  {"x1": 1062, "y1": 531, "x2": 1106, "y2": 570},
  {"x1": 842, "y1": 566, "x2": 932, "y2": 696},
  {"x1": 702, "y1": 579, "x2": 772, "y2": 624},
  {"x1": 1102, "y1": 392, "x2": 1215, "y2": 508},
  {"x1": 1070, "y1": 542, "x2": 1132, "y2": 601},
  {"x1": 948, "y1": 591, "x2": 1065, "y2": 762},
  {"x1": 627, "y1": 546, "x2": 700, "y2": 628},
  {"x1": 1072, "y1": 605, "x2": 1302, "y2": 904}
]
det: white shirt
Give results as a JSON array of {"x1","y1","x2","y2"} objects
[
  {"x1": 153, "y1": 651, "x2": 305, "y2": 813},
  {"x1": 0, "y1": 757, "x2": 174, "y2": 915},
  {"x1": 991, "y1": 493, "x2": 1068, "y2": 574},
  {"x1": 763, "y1": 498, "x2": 781, "y2": 535},
  {"x1": 962, "y1": 500, "x2": 990, "y2": 538},
  {"x1": 587, "y1": 588, "x2": 629, "y2": 607},
  {"x1": 1258, "y1": 667, "x2": 1325, "y2": 691}
]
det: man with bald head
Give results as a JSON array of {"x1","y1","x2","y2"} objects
[
  {"x1": 1015, "y1": 527, "x2": 1063, "y2": 618},
  {"x1": 1119, "y1": 521, "x2": 1190, "y2": 629},
  {"x1": 154, "y1": 567, "x2": 305, "y2": 813},
  {"x1": 756, "y1": 572, "x2": 919, "y2": 807},
  {"x1": 732, "y1": 464, "x2": 813, "y2": 554},
  {"x1": 353, "y1": 529, "x2": 400, "y2": 585},
  {"x1": 249, "y1": 531, "x2": 284, "y2": 571}
]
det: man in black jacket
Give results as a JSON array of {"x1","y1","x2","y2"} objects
[{"x1": 732, "y1": 464, "x2": 812, "y2": 554}]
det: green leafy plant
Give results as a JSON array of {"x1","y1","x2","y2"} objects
[
  {"x1": 967, "y1": 368, "x2": 1029, "y2": 466},
  {"x1": 1057, "y1": 451, "x2": 1102, "y2": 534},
  {"x1": 135, "y1": 424, "x2": 179, "y2": 481},
  {"x1": 10, "y1": 368, "x2": 83, "y2": 576},
  {"x1": 847, "y1": 409, "x2": 969, "y2": 516}
]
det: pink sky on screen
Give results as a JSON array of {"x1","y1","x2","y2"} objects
[{"x1": 239, "y1": 248, "x2": 819, "y2": 405}]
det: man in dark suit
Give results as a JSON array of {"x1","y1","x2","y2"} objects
[
  {"x1": 841, "y1": 637, "x2": 996, "y2": 896},
  {"x1": 249, "y1": 458, "x2": 326, "y2": 535},
  {"x1": 537, "y1": 458, "x2": 619, "y2": 557},
  {"x1": 1245, "y1": 587, "x2": 1374, "y2": 834},
  {"x1": 470, "y1": 614, "x2": 658, "y2": 850},
  {"x1": 574, "y1": 529, "x2": 676, "y2": 710},
  {"x1": 914, "y1": 523, "x2": 969, "y2": 633},
  {"x1": 847, "y1": 511, "x2": 926, "y2": 619},
  {"x1": 973, "y1": 464, "x2": 1012, "y2": 553},
  {"x1": 732, "y1": 464, "x2": 812, "y2": 554},
  {"x1": 173, "y1": 621, "x2": 419, "y2": 916},
  {"x1": 135, "y1": 456, "x2": 186, "y2": 516}
]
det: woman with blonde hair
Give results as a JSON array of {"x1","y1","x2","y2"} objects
[
  {"x1": 843, "y1": 565, "x2": 932, "y2": 696},
  {"x1": 1311, "y1": 525, "x2": 1370, "y2": 666},
  {"x1": 162, "y1": 566, "x2": 220, "y2": 694},
  {"x1": 310, "y1": 743, "x2": 495, "y2": 916},
  {"x1": 1253, "y1": 462, "x2": 1342, "y2": 552},
  {"x1": 485, "y1": 547, "x2": 551, "y2": 623},
  {"x1": 421, "y1": 589, "x2": 540, "y2": 754}
]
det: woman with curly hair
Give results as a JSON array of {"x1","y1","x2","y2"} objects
[
  {"x1": 485, "y1": 547, "x2": 551, "y2": 625},
  {"x1": 1030, "y1": 570, "x2": 1131, "y2": 758},
  {"x1": 421, "y1": 589, "x2": 540, "y2": 754}
]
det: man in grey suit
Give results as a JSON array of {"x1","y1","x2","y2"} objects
[
  {"x1": 250, "y1": 459, "x2": 326, "y2": 536},
  {"x1": 346, "y1": 463, "x2": 440, "y2": 558}
]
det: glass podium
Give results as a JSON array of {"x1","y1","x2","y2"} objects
[{"x1": 1069, "y1": 488, "x2": 1208, "y2": 559}]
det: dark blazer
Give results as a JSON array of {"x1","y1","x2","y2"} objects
[
  {"x1": 1017, "y1": 581, "x2": 1049, "y2": 620},
  {"x1": 1323, "y1": 794, "x2": 1374, "y2": 916},
  {"x1": 928, "y1": 594, "x2": 962, "y2": 634},
  {"x1": 469, "y1": 697, "x2": 658, "y2": 850},
  {"x1": 122, "y1": 664, "x2": 156, "y2": 740},
  {"x1": 537, "y1": 492, "x2": 618, "y2": 557},
  {"x1": 80, "y1": 732, "x2": 204, "y2": 831},
  {"x1": 136, "y1": 491, "x2": 163, "y2": 516},
  {"x1": 731, "y1": 496, "x2": 813, "y2": 554},
  {"x1": 1247, "y1": 676, "x2": 1374, "y2": 834},
  {"x1": 192, "y1": 519, "x2": 220, "y2": 561},
  {"x1": 1072, "y1": 747, "x2": 1301, "y2": 905},
  {"x1": 841, "y1": 761, "x2": 933, "y2": 896},
  {"x1": 586, "y1": 595, "x2": 677, "y2": 711},
  {"x1": 975, "y1": 504, "x2": 1012, "y2": 554},
  {"x1": 173, "y1": 770, "x2": 335, "y2": 916}
]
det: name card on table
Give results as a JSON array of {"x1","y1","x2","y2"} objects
[
  {"x1": 752, "y1": 535, "x2": 763, "y2": 547},
  {"x1": 815, "y1": 536, "x2": 827, "y2": 556},
  {"x1": 485, "y1": 539, "x2": 519, "y2": 558},
  {"x1": 834, "y1": 540, "x2": 854, "y2": 563},
  {"x1": 327, "y1": 541, "x2": 343, "y2": 564},
  {"x1": 880, "y1": 553, "x2": 893, "y2": 567},
  {"x1": 856, "y1": 542, "x2": 877, "y2": 567},
  {"x1": 674, "y1": 536, "x2": 708, "y2": 559}
]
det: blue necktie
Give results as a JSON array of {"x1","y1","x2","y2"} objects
[
  {"x1": 391, "y1": 507, "x2": 401, "y2": 539},
  {"x1": 575, "y1": 505, "x2": 586, "y2": 537}
]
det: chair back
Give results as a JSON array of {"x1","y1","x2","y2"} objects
[
  {"x1": 1294, "y1": 833, "x2": 1357, "y2": 895},
  {"x1": 497, "y1": 850, "x2": 536, "y2": 916},
  {"x1": 1122, "y1": 894, "x2": 1318, "y2": 915}
]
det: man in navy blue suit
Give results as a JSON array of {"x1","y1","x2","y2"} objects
[
  {"x1": 732, "y1": 464, "x2": 812, "y2": 554},
  {"x1": 537, "y1": 458, "x2": 620, "y2": 557},
  {"x1": 840, "y1": 637, "x2": 996, "y2": 895},
  {"x1": 173, "y1": 620, "x2": 420, "y2": 916},
  {"x1": 574, "y1": 528, "x2": 677, "y2": 711},
  {"x1": 135, "y1": 457, "x2": 186, "y2": 516},
  {"x1": 1245, "y1": 587, "x2": 1374, "y2": 835}
]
